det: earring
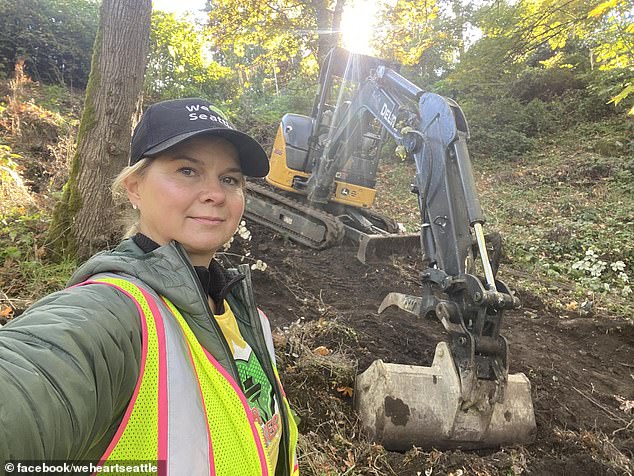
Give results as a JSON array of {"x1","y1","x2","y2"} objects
[{"x1": 132, "y1": 204, "x2": 138, "y2": 210}]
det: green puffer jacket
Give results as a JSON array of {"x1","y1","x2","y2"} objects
[{"x1": 0, "y1": 239, "x2": 291, "y2": 475}]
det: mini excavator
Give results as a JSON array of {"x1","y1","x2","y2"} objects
[{"x1": 245, "y1": 47, "x2": 536, "y2": 449}]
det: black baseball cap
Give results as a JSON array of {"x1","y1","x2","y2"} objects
[{"x1": 130, "y1": 98, "x2": 269, "y2": 177}]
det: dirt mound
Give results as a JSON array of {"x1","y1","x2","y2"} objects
[{"x1": 235, "y1": 223, "x2": 633, "y2": 475}]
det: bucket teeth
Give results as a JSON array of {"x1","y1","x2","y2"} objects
[
  {"x1": 379, "y1": 293, "x2": 423, "y2": 316},
  {"x1": 378, "y1": 292, "x2": 438, "y2": 319}
]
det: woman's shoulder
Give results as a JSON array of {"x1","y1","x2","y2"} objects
[
  {"x1": 10, "y1": 280, "x2": 144, "y2": 338},
  {"x1": 66, "y1": 238, "x2": 144, "y2": 286}
]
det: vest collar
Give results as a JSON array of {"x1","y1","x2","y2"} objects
[{"x1": 132, "y1": 233, "x2": 244, "y2": 314}]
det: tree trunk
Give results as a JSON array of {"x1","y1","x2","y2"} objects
[
  {"x1": 451, "y1": 0, "x2": 468, "y2": 60},
  {"x1": 47, "y1": 0, "x2": 151, "y2": 260},
  {"x1": 331, "y1": 0, "x2": 345, "y2": 50},
  {"x1": 316, "y1": 0, "x2": 332, "y2": 65},
  {"x1": 315, "y1": 0, "x2": 346, "y2": 65}
]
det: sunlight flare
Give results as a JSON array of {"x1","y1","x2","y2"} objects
[{"x1": 340, "y1": 0, "x2": 382, "y2": 55}]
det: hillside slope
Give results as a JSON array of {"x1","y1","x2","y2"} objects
[{"x1": 0, "y1": 81, "x2": 632, "y2": 475}]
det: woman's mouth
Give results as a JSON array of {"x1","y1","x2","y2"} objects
[{"x1": 190, "y1": 216, "x2": 225, "y2": 225}]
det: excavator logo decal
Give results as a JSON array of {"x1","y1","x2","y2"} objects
[{"x1": 380, "y1": 103, "x2": 397, "y2": 128}]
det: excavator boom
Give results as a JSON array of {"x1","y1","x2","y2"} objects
[{"x1": 354, "y1": 86, "x2": 536, "y2": 450}]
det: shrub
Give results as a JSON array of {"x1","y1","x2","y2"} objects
[
  {"x1": 511, "y1": 67, "x2": 585, "y2": 103},
  {"x1": 227, "y1": 77, "x2": 317, "y2": 148},
  {"x1": 460, "y1": 97, "x2": 536, "y2": 160}
]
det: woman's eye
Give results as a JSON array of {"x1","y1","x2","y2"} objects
[
  {"x1": 221, "y1": 176, "x2": 241, "y2": 186},
  {"x1": 178, "y1": 167, "x2": 196, "y2": 176}
]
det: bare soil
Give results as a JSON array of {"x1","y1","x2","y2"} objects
[{"x1": 237, "y1": 223, "x2": 634, "y2": 475}]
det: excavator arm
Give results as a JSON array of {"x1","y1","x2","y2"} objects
[
  {"x1": 305, "y1": 65, "x2": 418, "y2": 204},
  {"x1": 347, "y1": 65, "x2": 537, "y2": 450}
]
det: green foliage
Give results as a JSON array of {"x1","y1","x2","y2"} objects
[
  {"x1": 145, "y1": 11, "x2": 234, "y2": 102},
  {"x1": 587, "y1": 0, "x2": 634, "y2": 113},
  {"x1": 372, "y1": 0, "x2": 439, "y2": 66},
  {"x1": 473, "y1": 123, "x2": 634, "y2": 316},
  {"x1": 511, "y1": 67, "x2": 585, "y2": 102},
  {"x1": 0, "y1": 0, "x2": 99, "y2": 88},
  {"x1": 570, "y1": 248, "x2": 631, "y2": 297},
  {"x1": 432, "y1": 1, "x2": 629, "y2": 160},
  {"x1": 588, "y1": 0, "x2": 633, "y2": 68},
  {"x1": 203, "y1": 0, "x2": 332, "y2": 91},
  {"x1": 472, "y1": 0, "x2": 633, "y2": 113},
  {"x1": 585, "y1": 67, "x2": 634, "y2": 115},
  {"x1": 488, "y1": 0, "x2": 598, "y2": 63},
  {"x1": 0, "y1": 143, "x2": 33, "y2": 212},
  {"x1": 469, "y1": 123, "x2": 536, "y2": 160},
  {"x1": 0, "y1": 143, "x2": 20, "y2": 174},
  {"x1": 0, "y1": 212, "x2": 42, "y2": 261},
  {"x1": 38, "y1": 83, "x2": 77, "y2": 113},
  {"x1": 225, "y1": 77, "x2": 317, "y2": 147},
  {"x1": 0, "y1": 210, "x2": 76, "y2": 302}
]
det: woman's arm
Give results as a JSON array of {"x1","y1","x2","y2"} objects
[{"x1": 0, "y1": 284, "x2": 142, "y2": 461}]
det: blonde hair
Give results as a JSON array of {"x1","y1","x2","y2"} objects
[{"x1": 111, "y1": 158, "x2": 152, "y2": 237}]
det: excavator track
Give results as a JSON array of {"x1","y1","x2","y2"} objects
[{"x1": 244, "y1": 181, "x2": 345, "y2": 250}]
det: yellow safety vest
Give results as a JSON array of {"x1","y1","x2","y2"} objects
[{"x1": 81, "y1": 275, "x2": 299, "y2": 476}]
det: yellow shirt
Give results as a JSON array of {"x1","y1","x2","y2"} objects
[{"x1": 214, "y1": 302, "x2": 283, "y2": 471}]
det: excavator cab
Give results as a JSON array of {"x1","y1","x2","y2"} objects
[
  {"x1": 249, "y1": 47, "x2": 421, "y2": 258},
  {"x1": 267, "y1": 47, "x2": 389, "y2": 211}
]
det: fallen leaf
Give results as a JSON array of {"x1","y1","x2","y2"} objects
[
  {"x1": 313, "y1": 345, "x2": 331, "y2": 356},
  {"x1": 344, "y1": 450, "x2": 355, "y2": 468},
  {"x1": 615, "y1": 395, "x2": 634, "y2": 414},
  {"x1": 337, "y1": 386, "x2": 353, "y2": 397},
  {"x1": 0, "y1": 306, "x2": 13, "y2": 317}
]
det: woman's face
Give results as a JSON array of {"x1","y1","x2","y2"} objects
[{"x1": 125, "y1": 135, "x2": 245, "y2": 266}]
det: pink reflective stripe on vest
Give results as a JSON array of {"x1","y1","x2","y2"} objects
[{"x1": 149, "y1": 287, "x2": 169, "y2": 466}]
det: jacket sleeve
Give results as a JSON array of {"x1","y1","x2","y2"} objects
[{"x1": 0, "y1": 283, "x2": 142, "y2": 462}]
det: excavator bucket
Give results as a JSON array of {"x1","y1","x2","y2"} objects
[
  {"x1": 354, "y1": 343, "x2": 537, "y2": 450},
  {"x1": 355, "y1": 288, "x2": 537, "y2": 451},
  {"x1": 354, "y1": 231, "x2": 422, "y2": 264}
]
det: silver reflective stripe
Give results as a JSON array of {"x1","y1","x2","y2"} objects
[
  {"x1": 157, "y1": 297, "x2": 212, "y2": 476},
  {"x1": 257, "y1": 309, "x2": 276, "y2": 366}
]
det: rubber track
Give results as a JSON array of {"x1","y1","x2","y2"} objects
[{"x1": 244, "y1": 182, "x2": 345, "y2": 250}]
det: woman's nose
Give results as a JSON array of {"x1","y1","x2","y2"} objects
[{"x1": 199, "y1": 178, "x2": 226, "y2": 204}]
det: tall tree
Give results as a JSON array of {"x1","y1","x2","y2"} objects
[
  {"x1": 205, "y1": 0, "x2": 346, "y2": 84},
  {"x1": 47, "y1": 0, "x2": 152, "y2": 260},
  {"x1": 316, "y1": 0, "x2": 346, "y2": 64},
  {"x1": 0, "y1": 0, "x2": 99, "y2": 88},
  {"x1": 372, "y1": 0, "x2": 439, "y2": 67}
]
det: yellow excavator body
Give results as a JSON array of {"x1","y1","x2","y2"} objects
[{"x1": 267, "y1": 124, "x2": 377, "y2": 208}]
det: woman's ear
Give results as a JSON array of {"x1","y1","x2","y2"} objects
[{"x1": 124, "y1": 174, "x2": 142, "y2": 207}]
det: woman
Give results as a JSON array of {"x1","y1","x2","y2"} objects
[{"x1": 0, "y1": 98, "x2": 299, "y2": 475}]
